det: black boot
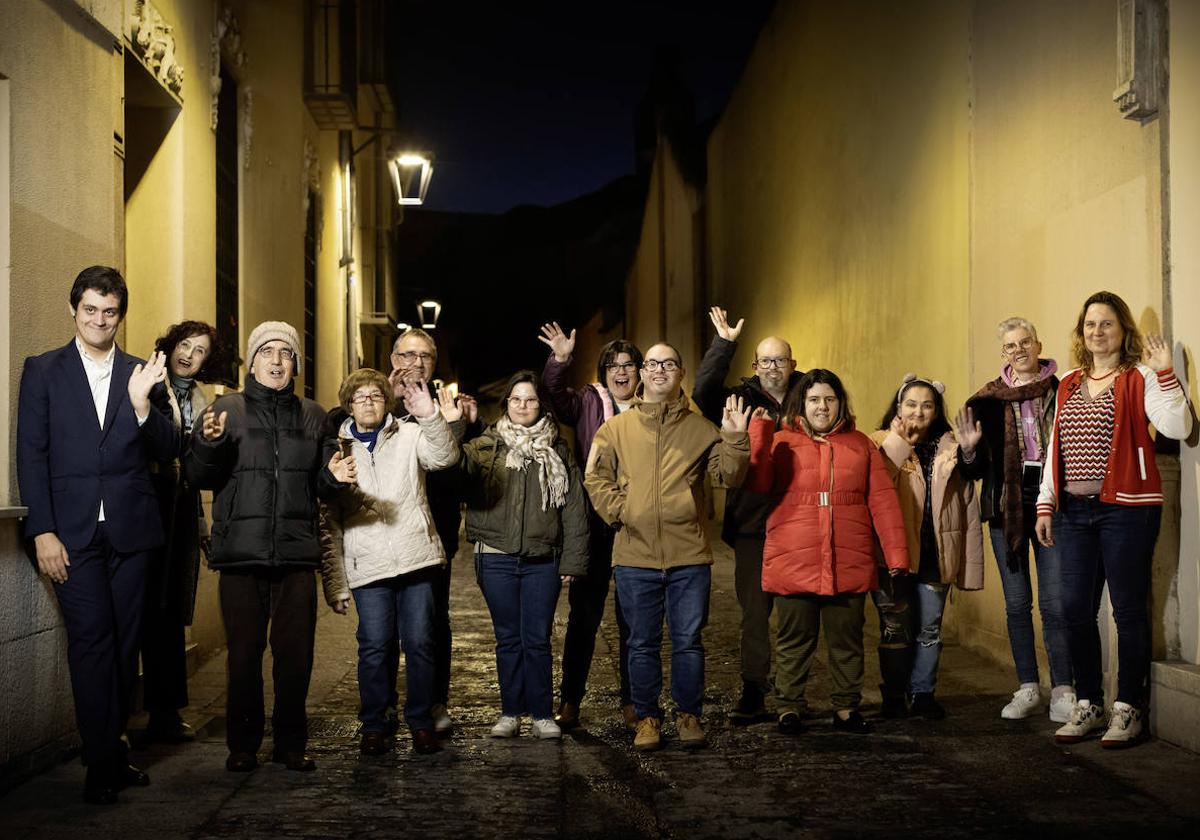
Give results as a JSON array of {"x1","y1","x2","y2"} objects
[
  {"x1": 911, "y1": 693, "x2": 946, "y2": 720},
  {"x1": 729, "y1": 682, "x2": 767, "y2": 725}
]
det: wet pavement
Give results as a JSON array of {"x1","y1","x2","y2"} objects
[{"x1": 2, "y1": 535, "x2": 1199, "y2": 839}]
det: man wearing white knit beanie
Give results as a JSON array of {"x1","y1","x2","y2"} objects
[{"x1": 187, "y1": 319, "x2": 345, "y2": 773}]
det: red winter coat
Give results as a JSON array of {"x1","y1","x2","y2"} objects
[{"x1": 747, "y1": 416, "x2": 909, "y2": 596}]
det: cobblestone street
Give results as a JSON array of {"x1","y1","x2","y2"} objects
[{"x1": 2, "y1": 536, "x2": 1198, "y2": 840}]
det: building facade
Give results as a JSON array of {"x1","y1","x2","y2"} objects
[{"x1": 0, "y1": 0, "x2": 404, "y2": 784}]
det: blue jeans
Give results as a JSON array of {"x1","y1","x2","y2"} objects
[
  {"x1": 614, "y1": 564, "x2": 711, "y2": 719},
  {"x1": 477, "y1": 553, "x2": 561, "y2": 719},
  {"x1": 988, "y1": 522, "x2": 1072, "y2": 687},
  {"x1": 909, "y1": 582, "x2": 949, "y2": 695},
  {"x1": 351, "y1": 569, "x2": 437, "y2": 734},
  {"x1": 1055, "y1": 495, "x2": 1161, "y2": 706}
]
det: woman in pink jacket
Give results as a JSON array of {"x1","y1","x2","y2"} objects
[{"x1": 748, "y1": 369, "x2": 909, "y2": 735}]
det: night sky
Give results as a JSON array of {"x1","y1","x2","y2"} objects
[{"x1": 393, "y1": 1, "x2": 777, "y2": 215}]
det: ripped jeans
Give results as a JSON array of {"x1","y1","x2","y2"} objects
[{"x1": 870, "y1": 572, "x2": 950, "y2": 698}]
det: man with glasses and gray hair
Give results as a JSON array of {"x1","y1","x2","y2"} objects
[
  {"x1": 691, "y1": 307, "x2": 804, "y2": 725},
  {"x1": 386, "y1": 327, "x2": 481, "y2": 735}
]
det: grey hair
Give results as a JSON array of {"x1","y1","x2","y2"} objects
[
  {"x1": 393, "y1": 327, "x2": 438, "y2": 360},
  {"x1": 996, "y1": 316, "x2": 1039, "y2": 343}
]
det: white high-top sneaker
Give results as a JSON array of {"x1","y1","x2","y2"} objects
[
  {"x1": 489, "y1": 715, "x2": 520, "y2": 738},
  {"x1": 1054, "y1": 700, "x2": 1106, "y2": 743},
  {"x1": 1001, "y1": 685, "x2": 1042, "y2": 720},
  {"x1": 1100, "y1": 703, "x2": 1143, "y2": 749},
  {"x1": 531, "y1": 718, "x2": 562, "y2": 740}
]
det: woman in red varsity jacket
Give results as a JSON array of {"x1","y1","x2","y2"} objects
[{"x1": 1035, "y1": 291, "x2": 1191, "y2": 749}]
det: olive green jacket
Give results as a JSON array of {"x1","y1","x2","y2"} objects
[{"x1": 461, "y1": 426, "x2": 590, "y2": 577}]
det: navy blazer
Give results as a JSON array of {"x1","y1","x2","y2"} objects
[{"x1": 17, "y1": 340, "x2": 180, "y2": 553}]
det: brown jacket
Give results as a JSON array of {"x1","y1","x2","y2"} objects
[
  {"x1": 870, "y1": 429, "x2": 985, "y2": 590},
  {"x1": 585, "y1": 391, "x2": 749, "y2": 569}
]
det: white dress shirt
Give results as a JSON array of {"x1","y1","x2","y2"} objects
[{"x1": 76, "y1": 337, "x2": 116, "y2": 521}]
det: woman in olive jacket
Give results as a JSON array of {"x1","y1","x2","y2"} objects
[{"x1": 461, "y1": 370, "x2": 589, "y2": 741}]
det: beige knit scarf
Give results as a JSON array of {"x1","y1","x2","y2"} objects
[{"x1": 495, "y1": 414, "x2": 568, "y2": 510}]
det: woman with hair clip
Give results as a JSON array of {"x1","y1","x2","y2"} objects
[
  {"x1": 870, "y1": 374, "x2": 986, "y2": 720},
  {"x1": 141, "y1": 320, "x2": 229, "y2": 743},
  {"x1": 747, "y1": 370, "x2": 909, "y2": 735},
  {"x1": 1037, "y1": 291, "x2": 1191, "y2": 749},
  {"x1": 461, "y1": 370, "x2": 590, "y2": 740}
]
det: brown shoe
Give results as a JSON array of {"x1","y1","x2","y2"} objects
[
  {"x1": 677, "y1": 713, "x2": 706, "y2": 749},
  {"x1": 621, "y1": 703, "x2": 639, "y2": 731},
  {"x1": 554, "y1": 701, "x2": 580, "y2": 730},
  {"x1": 412, "y1": 729, "x2": 442, "y2": 754},
  {"x1": 633, "y1": 717, "x2": 662, "y2": 751},
  {"x1": 360, "y1": 731, "x2": 390, "y2": 756}
]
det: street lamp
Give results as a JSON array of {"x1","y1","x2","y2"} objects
[
  {"x1": 396, "y1": 321, "x2": 411, "y2": 332},
  {"x1": 388, "y1": 152, "x2": 433, "y2": 206},
  {"x1": 418, "y1": 300, "x2": 441, "y2": 329}
]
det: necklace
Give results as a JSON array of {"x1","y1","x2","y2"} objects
[{"x1": 1087, "y1": 368, "x2": 1118, "y2": 381}]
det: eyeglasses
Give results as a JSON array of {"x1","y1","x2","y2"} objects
[
  {"x1": 392, "y1": 350, "x2": 435, "y2": 364},
  {"x1": 257, "y1": 346, "x2": 295, "y2": 361},
  {"x1": 605, "y1": 362, "x2": 639, "y2": 373},
  {"x1": 1001, "y1": 337, "x2": 1036, "y2": 355},
  {"x1": 507, "y1": 397, "x2": 540, "y2": 408},
  {"x1": 642, "y1": 359, "x2": 679, "y2": 372},
  {"x1": 351, "y1": 392, "x2": 386, "y2": 405},
  {"x1": 754, "y1": 357, "x2": 792, "y2": 369}
]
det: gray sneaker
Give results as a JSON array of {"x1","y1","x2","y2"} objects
[{"x1": 1054, "y1": 701, "x2": 1106, "y2": 744}]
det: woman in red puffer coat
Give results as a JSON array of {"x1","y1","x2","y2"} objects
[{"x1": 747, "y1": 369, "x2": 909, "y2": 736}]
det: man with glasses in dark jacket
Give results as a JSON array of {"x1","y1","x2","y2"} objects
[{"x1": 691, "y1": 307, "x2": 803, "y2": 724}]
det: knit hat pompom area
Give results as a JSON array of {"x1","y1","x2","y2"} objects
[{"x1": 247, "y1": 321, "x2": 303, "y2": 374}]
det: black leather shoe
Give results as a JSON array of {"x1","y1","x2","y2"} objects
[
  {"x1": 832, "y1": 710, "x2": 872, "y2": 734},
  {"x1": 911, "y1": 693, "x2": 947, "y2": 720},
  {"x1": 83, "y1": 767, "x2": 119, "y2": 805},
  {"x1": 146, "y1": 715, "x2": 197, "y2": 744},
  {"x1": 114, "y1": 762, "x2": 151, "y2": 788},
  {"x1": 880, "y1": 696, "x2": 909, "y2": 719},
  {"x1": 412, "y1": 729, "x2": 442, "y2": 754},
  {"x1": 225, "y1": 751, "x2": 258, "y2": 772},
  {"x1": 730, "y1": 683, "x2": 767, "y2": 726},
  {"x1": 777, "y1": 712, "x2": 803, "y2": 736},
  {"x1": 360, "y1": 731, "x2": 390, "y2": 756},
  {"x1": 272, "y1": 751, "x2": 317, "y2": 772}
]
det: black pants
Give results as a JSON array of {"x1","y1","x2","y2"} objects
[
  {"x1": 559, "y1": 526, "x2": 632, "y2": 706},
  {"x1": 219, "y1": 568, "x2": 317, "y2": 754},
  {"x1": 141, "y1": 551, "x2": 189, "y2": 716},
  {"x1": 53, "y1": 524, "x2": 150, "y2": 767}
]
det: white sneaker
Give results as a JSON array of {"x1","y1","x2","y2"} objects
[
  {"x1": 1049, "y1": 691, "x2": 1077, "y2": 724},
  {"x1": 490, "y1": 715, "x2": 520, "y2": 738},
  {"x1": 431, "y1": 703, "x2": 453, "y2": 734},
  {"x1": 531, "y1": 718, "x2": 562, "y2": 740},
  {"x1": 1100, "y1": 704, "x2": 1143, "y2": 749},
  {"x1": 1054, "y1": 701, "x2": 1106, "y2": 743},
  {"x1": 1000, "y1": 686, "x2": 1042, "y2": 720}
]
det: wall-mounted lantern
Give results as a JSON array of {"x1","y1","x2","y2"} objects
[
  {"x1": 396, "y1": 321, "x2": 411, "y2": 331},
  {"x1": 419, "y1": 300, "x2": 442, "y2": 329},
  {"x1": 388, "y1": 152, "x2": 434, "y2": 206}
]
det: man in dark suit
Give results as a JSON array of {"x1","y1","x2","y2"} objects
[{"x1": 16, "y1": 265, "x2": 178, "y2": 805}]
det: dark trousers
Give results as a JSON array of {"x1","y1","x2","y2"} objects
[
  {"x1": 775, "y1": 593, "x2": 866, "y2": 712},
  {"x1": 559, "y1": 526, "x2": 632, "y2": 706},
  {"x1": 53, "y1": 524, "x2": 150, "y2": 768},
  {"x1": 140, "y1": 549, "x2": 189, "y2": 716},
  {"x1": 1055, "y1": 495, "x2": 1161, "y2": 706},
  {"x1": 219, "y1": 568, "x2": 317, "y2": 754},
  {"x1": 733, "y1": 536, "x2": 774, "y2": 692},
  {"x1": 870, "y1": 571, "x2": 915, "y2": 701}
]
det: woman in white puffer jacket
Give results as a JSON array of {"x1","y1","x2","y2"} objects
[{"x1": 319, "y1": 368, "x2": 459, "y2": 756}]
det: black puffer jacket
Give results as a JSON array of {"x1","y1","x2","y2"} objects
[
  {"x1": 187, "y1": 375, "x2": 333, "y2": 570},
  {"x1": 692, "y1": 336, "x2": 804, "y2": 544}
]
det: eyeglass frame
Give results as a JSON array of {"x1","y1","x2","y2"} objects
[
  {"x1": 753, "y1": 357, "x2": 793, "y2": 370},
  {"x1": 642, "y1": 359, "x2": 680, "y2": 372},
  {"x1": 392, "y1": 350, "x2": 435, "y2": 364},
  {"x1": 256, "y1": 345, "x2": 296, "y2": 362},
  {"x1": 350, "y1": 391, "x2": 387, "y2": 405},
  {"x1": 1001, "y1": 336, "x2": 1037, "y2": 356},
  {"x1": 605, "y1": 361, "x2": 639, "y2": 373},
  {"x1": 506, "y1": 396, "x2": 541, "y2": 408}
]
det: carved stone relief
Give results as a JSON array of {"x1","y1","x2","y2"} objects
[{"x1": 128, "y1": 0, "x2": 184, "y2": 98}]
